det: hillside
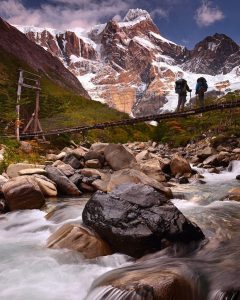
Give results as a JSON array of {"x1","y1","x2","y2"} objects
[{"x1": 0, "y1": 21, "x2": 154, "y2": 145}]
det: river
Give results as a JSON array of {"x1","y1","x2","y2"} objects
[{"x1": 0, "y1": 161, "x2": 239, "y2": 300}]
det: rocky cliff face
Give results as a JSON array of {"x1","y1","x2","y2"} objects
[
  {"x1": 0, "y1": 18, "x2": 90, "y2": 98},
  {"x1": 182, "y1": 34, "x2": 240, "y2": 75},
  {"x1": 14, "y1": 9, "x2": 240, "y2": 115}
]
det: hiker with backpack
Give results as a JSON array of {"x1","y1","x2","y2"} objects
[
  {"x1": 196, "y1": 77, "x2": 208, "y2": 109},
  {"x1": 175, "y1": 78, "x2": 192, "y2": 112}
]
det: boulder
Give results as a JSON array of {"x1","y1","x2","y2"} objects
[
  {"x1": 84, "y1": 151, "x2": 105, "y2": 166},
  {"x1": 47, "y1": 224, "x2": 111, "y2": 259},
  {"x1": 135, "y1": 150, "x2": 150, "y2": 161},
  {"x1": 56, "y1": 152, "x2": 67, "y2": 160},
  {"x1": 79, "y1": 168, "x2": 109, "y2": 181},
  {"x1": 19, "y1": 141, "x2": 32, "y2": 154},
  {"x1": 72, "y1": 147, "x2": 88, "y2": 159},
  {"x1": 69, "y1": 174, "x2": 83, "y2": 187},
  {"x1": 7, "y1": 163, "x2": 45, "y2": 178},
  {"x1": 90, "y1": 143, "x2": 109, "y2": 154},
  {"x1": 33, "y1": 175, "x2": 57, "y2": 197},
  {"x1": 236, "y1": 175, "x2": 240, "y2": 180},
  {"x1": 0, "y1": 199, "x2": 6, "y2": 213},
  {"x1": 233, "y1": 148, "x2": 240, "y2": 154},
  {"x1": 45, "y1": 166, "x2": 81, "y2": 196},
  {"x1": 2, "y1": 176, "x2": 45, "y2": 211},
  {"x1": 91, "y1": 179, "x2": 109, "y2": 192},
  {"x1": 139, "y1": 158, "x2": 166, "y2": 182},
  {"x1": 107, "y1": 168, "x2": 172, "y2": 198},
  {"x1": 179, "y1": 176, "x2": 189, "y2": 184},
  {"x1": 0, "y1": 175, "x2": 8, "y2": 194},
  {"x1": 80, "y1": 182, "x2": 96, "y2": 193},
  {"x1": 82, "y1": 184, "x2": 204, "y2": 258},
  {"x1": 63, "y1": 154, "x2": 82, "y2": 169},
  {"x1": 203, "y1": 154, "x2": 218, "y2": 166},
  {"x1": 88, "y1": 268, "x2": 203, "y2": 300},
  {"x1": 56, "y1": 163, "x2": 75, "y2": 177},
  {"x1": 104, "y1": 144, "x2": 137, "y2": 171},
  {"x1": 227, "y1": 187, "x2": 240, "y2": 201},
  {"x1": 18, "y1": 168, "x2": 47, "y2": 176},
  {"x1": 197, "y1": 146, "x2": 216, "y2": 159},
  {"x1": 170, "y1": 155, "x2": 192, "y2": 176},
  {"x1": 85, "y1": 159, "x2": 102, "y2": 169}
]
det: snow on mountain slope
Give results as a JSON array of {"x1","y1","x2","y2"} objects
[{"x1": 12, "y1": 8, "x2": 240, "y2": 116}]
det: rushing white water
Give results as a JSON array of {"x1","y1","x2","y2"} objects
[
  {"x1": 0, "y1": 201, "x2": 129, "y2": 300},
  {"x1": 0, "y1": 161, "x2": 239, "y2": 299}
]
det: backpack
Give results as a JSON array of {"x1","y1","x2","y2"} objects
[
  {"x1": 197, "y1": 77, "x2": 208, "y2": 93},
  {"x1": 175, "y1": 79, "x2": 187, "y2": 95}
]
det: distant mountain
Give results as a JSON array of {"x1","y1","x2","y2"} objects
[{"x1": 13, "y1": 8, "x2": 240, "y2": 115}]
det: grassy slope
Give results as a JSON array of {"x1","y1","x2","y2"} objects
[
  {"x1": 153, "y1": 92, "x2": 240, "y2": 147},
  {"x1": 0, "y1": 47, "x2": 154, "y2": 146}
]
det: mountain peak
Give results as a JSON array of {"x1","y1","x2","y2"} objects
[{"x1": 123, "y1": 8, "x2": 151, "y2": 22}]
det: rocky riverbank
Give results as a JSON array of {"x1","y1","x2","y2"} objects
[{"x1": 0, "y1": 138, "x2": 239, "y2": 299}]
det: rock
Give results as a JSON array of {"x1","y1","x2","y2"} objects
[
  {"x1": 47, "y1": 224, "x2": 111, "y2": 259},
  {"x1": 0, "y1": 175, "x2": 8, "y2": 194},
  {"x1": 79, "y1": 168, "x2": 110, "y2": 181},
  {"x1": 72, "y1": 147, "x2": 88, "y2": 159},
  {"x1": 69, "y1": 174, "x2": 83, "y2": 187},
  {"x1": 46, "y1": 154, "x2": 58, "y2": 161},
  {"x1": 208, "y1": 168, "x2": 220, "y2": 174},
  {"x1": 107, "y1": 168, "x2": 172, "y2": 198},
  {"x1": 85, "y1": 159, "x2": 102, "y2": 169},
  {"x1": 56, "y1": 152, "x2": 67, "y2": 160},
  {"x1": 139, "y1": 158, "x2": 166, "y2": 182},
  {"x1": 19, "y1": 141, "x2": 32, "y2": 154},
  {"x1": 104, "y1": 144, "x2": 137, "y2": 171},
  {"x1": 80, "y1": 182, "x2": 96, "y2": 193},
  {"x1": 0, "y1": 199, "x2": 6, "y2": 213},
  {"x1": 179, "y1": 177, "x2": 189, "y2": 184},
  {"x1": 82, "y1": 184, "x2": 205, "y2": 258},
  {"x1": 33, "y1": 175, "x2": 57, "y2": 197},
  {"x1": 7, "y1": 163, "x2": 45, "y2": 178},
  {"x1": 135, "y1": 150, "x2": 150, "y2": 161},
  {"x1": 56, "y1": 163, "x2": 75, "y2": 177},
  {"x1": 90, "y1": 268, "x2": 203, "y2": 300},
  {"x1": 2, "y1": 177, "x2": 45, "y2": 211},
  {"x1": 18, "y1": 168, "x2": 47, "y2": 176},
  {"x1": 203, "y1": 154, "x2": 218, "y2": 166},
  {"x1": 91, "y1": 179, "x2": 109, "y2": 192},
  {"x1": 63, "y1": 154, "x2": 82, "y2": 169},
  {"x1": 170, "y1": 155, "x2": 192, "y2": 176},
  {"x1": 227, "y1": 187, "x2": 240, "y2": 201},
  {"x1": 236, "y1": 175, "x2": 240, "y2": 180},
  {"x1": 233, "y1": 148, "x2": 240, "y2": 154},
  {"x1": 90, "y1": 143, "x2": 109, "y2": 154},
  {"x1": 217, "y1": 151, "x2": 231, "y2": 161},
  {"x1": 197, "y1": 146, "x2": 216, "y2": 159},
  {"x1": 84, "y1": 151, "x2": 105, "y2": 167},
  {"x1": 45, "y1": 166, "x2": 81, "y2": 196}
]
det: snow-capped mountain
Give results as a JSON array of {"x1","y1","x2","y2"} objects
[{"x1": 14, "y1": 9, "x2": 240, "y2": 115}]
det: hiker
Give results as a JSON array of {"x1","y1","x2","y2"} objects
[
  {"x1": 175, "y1": 78, "x2": 192, "y2": 112},
  {"x1": 195, "y1": 77, "x2": 208, "y2": 109}
]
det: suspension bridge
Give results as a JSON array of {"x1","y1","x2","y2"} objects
[{"x1": 11, "y1": 99, "x2": 239, "y2": 139}]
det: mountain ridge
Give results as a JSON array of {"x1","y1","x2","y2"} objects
[{"x1": 11, "y1": 8, "x2": 240, "y2": 115}]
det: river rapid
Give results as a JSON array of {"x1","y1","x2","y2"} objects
[{"x1": 0, "y1": 161, "x2": 239, "y2": 300}]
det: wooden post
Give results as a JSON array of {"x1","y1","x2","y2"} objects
[
  {"x1": 34, "y1": 80, "x2": 40, "y2": 134},
  {"x1": 16, "y1": 70, "x2": 23, "y2": 141}
]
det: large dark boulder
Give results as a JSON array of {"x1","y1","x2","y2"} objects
[
  {"x1": 82, "y1": 184, "x2": 205, "y2": 258},
  {"x1": 45, "y1": 166, "x2": 81, "y2": 196}
]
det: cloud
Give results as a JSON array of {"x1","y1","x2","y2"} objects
[
  {"x1": 150, "y1": 8, "x2": 168, "y2": 19},
  {"x1": 0, "y1": 0, "x2": 136, "y2": 29},
  {"x1": 195, "y1": 0, "x2": 225, "y2": 27}
]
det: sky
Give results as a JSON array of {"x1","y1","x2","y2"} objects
[{"x1": 0, "y1": 0, "x2": 239, "y2": 48}]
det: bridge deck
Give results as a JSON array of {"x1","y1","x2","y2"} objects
[{"x1": 3, "y1": 100, "x2": 240, "y2": 139}]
